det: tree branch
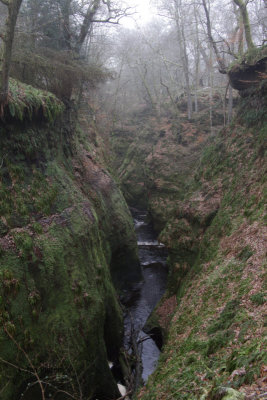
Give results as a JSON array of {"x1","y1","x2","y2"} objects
[
  {"x1": 0, "y1": 0, "x2": 10, "y2": 6},
  {"x1": 3, "y1": 326, "x2": 46, "y2": 400},
  {"x1": 201, "y1": 0, "x2": 227, "y2": 74},
  {"x1": 233, "y1": 0, "x2": 255, "y2": 50},
  {"x1": 0, "y1": 356, "x2": 34, "y2": 376},
  {"x1": 115, "y1": 390, "x2": 132, "y2": 400}
]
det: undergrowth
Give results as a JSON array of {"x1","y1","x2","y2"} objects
[
  {"x1": 138, "y1": 71, "x2": 267, "y2": 400},
  {"x1": 6, "y1": 78, "x2": 64, "y2": 122}
]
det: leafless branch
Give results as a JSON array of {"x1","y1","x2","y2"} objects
[
  {"x1": 3, "y1": 325, "x2": 46, "y2": 400},
  {"x1": 0, "y1": 356, "x2": 34, "y2": 376},
  {"x1": 115, "y1": 390, "x2": 132, "y2": 400},
  {"x1": 0, "y1": 153, "x2": 7, "y2": 169},
  {"x1": 201, "y1": 0, "x2": 227, "y2": 74}
]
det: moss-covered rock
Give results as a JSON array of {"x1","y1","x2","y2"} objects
[
  {"x1": 0, "y1": 101, "x2": 141, "y2": 399},
  {"x1": 6, "y1": 78, "x2": 64, "y2": 122},
  {"x1": 228, "y1": 45, "x2": 267, "y2": 93},
  {"x1": 208, "y1": 387, "x2": 245, "y2": 400}
]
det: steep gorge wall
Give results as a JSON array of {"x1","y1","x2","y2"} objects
[
  {"x1": 111, "y1": 61, "x2": 267, "y2": 399},
  {"x1": 0, "y1": 89, "x2": 141, "y2": 399},
  {"x1": 140, "y1": 83, "x2": 266, "y2": 400}
]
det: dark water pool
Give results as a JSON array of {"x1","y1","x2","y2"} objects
[{"x1": 123, "y1": 209, "x2": 168, "y2": 382}]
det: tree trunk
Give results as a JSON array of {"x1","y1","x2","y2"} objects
[
  {"x1": 237, "y1": 16, "x2": 244, "y2": 56},
  {"x1": 209, "y1": 45, "x2": 213, "y2": 133},
  {"x1": 160, "y1": 74, "x2": 180, "y2": 119},
  {"x1": 233, "y1": 0, "x2": 255, "y2": 51},
  {"x1": 136, "y1": 63, "x2": 157, "y2": 113},
  {"x1": 194, "y1": 5, "x2": 200, "y2": 113},
  {"x1": 181, "y1": 26, "x2": 192, "y2": 119},
  {"x1": 202, "y1": 0, "x2": 227, "y2": 74},
  {"x1": 0, "y1": 0, "x2": 23, "y2": 105},
  {"x1": 75, "y1": 0, "x2": 101, "y2": 54},
  {"x1": 227, "y1": 83, "x2": 233, "y2": 124},
  {"x1": 61, "y1": 0, "x2": 72, "y2": 50},
  {"x1": 174, "y1": 2, "x2": 192, "y2": 120}
]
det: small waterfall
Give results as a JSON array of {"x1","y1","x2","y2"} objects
[{"x1": 123, "y1": 209, "x2": 168, "y2": 382}]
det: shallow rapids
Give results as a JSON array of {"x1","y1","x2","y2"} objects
[{"x1": 123, "y1": 209, "x2": 168, "y2": 382}]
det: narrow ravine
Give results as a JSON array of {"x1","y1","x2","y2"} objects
[{"x1": 123, "y1": 209, "x2": 168, "y2": 383}]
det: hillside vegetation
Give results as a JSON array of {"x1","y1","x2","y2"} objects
[
  {"x1": 0, "y1": 81, "x2": 141, "y2": 399},
  {"x1": 111, "y1": 58, "x2": 267, "y2": 400}
]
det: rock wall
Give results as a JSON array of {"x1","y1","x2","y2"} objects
[{"x1": 0, "y1": 87, "x2": 141, "y2": 399}]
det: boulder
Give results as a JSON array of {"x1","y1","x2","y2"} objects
[
  {"x1": 212, "y1": 387, "x2": 245, "y2": 400},
  {"x1": 228, "y1": 56, "x2": 267, "y2": 92}
]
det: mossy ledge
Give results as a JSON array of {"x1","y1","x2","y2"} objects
[
  {"x1": 2, "y1": 78, "x2": 64, "y2": 122},
  {"x1": 0, "y1": 93, "x2": 141, "y2": 399}
]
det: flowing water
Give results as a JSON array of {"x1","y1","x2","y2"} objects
[{"x1": 123, "y1": 209, "x2": 168, "y2": 382}]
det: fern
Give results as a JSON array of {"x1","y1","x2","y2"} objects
[{"x1": 6, "y1": 78, "x2": 64, "y2": 122}]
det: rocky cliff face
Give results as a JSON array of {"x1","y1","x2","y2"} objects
[
  {"x1": 0, "y1": 83, "x2": 141, "y2": 399},
  {"x1": 228, "y1": 46, "x2": 267, "y2": 93},
  {"x1": 112, "y1": 56, "x2": 266, "y2": 399}
]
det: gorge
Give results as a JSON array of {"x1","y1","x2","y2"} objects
[{"x1": 0, "y1": 1, "x2": 266, "y2": 399}]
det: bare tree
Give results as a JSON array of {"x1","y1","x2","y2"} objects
[
  {"x1": 201, "y1": 0, "x2": 227, "y2": 74},
  {"x1": 33, "y1": 0, "x2": 134, "y2": 56},
  {"x1": 0, "y1": 0, "x2": 23, "y2": 105},
  {"x1": 160, "y1": 0, "x2": 193, "y2": 119},
  {"x1": 233, "y1": 0, "x2": 255, "y2": 50}
]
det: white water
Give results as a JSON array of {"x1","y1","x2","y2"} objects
[{"x1": 124, "y1": 210, "x2": 168, "y2": 383}]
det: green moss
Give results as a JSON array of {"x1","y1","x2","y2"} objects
[
  {"x1": 134, "y1": 72, "x2": 266, "y2": 400},
  {"x1": 239, "y1": 106, "x2": 266, "y2": 127},
  {"x1": 207, "y1": 300, "x2": 240, "y2": 335},
  {"x1": 237, "y1": 246, "x2": 254, "y2": 261},
  {"x1": 242, "y1": 44, "x2": 267, "y2": 64},
  {"x1": 226, "y1": 340, "x2": 267, "y2": 388},
  {"x1": 209, "y1": 387, "x2": 245, "y2": 400},
  {"x1": 237, "y1": 86, "x2": 267, "y2": 128},
  {"x1": 206, "y1": 330, "x2": 235, "y2": 356},
  {"x1": 238, "y1": 278, "x2": 251, "y2": 297},
  {"x1": 250, "y1": 292, "x2": 266, "y2": 306},
  {"x1": 31, "y1": 222, "x2": 43, "y2": 234},
  {"x1": 7, "y1": 78, "x2": 64, "y2": 122},
  {"x1": 0, "y1": 111, "x2": 140, "y2": 399}
]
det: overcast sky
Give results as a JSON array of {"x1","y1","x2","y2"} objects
[{"x1": 121, "y1": 0, "x2": 157, "y2": 28}]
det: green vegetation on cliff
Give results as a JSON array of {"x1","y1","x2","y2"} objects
[
  {"x1": 136, "y1": 76, "x2": 266, "y2": 399},
  {"x1": 6, "y1": 79, "x2": 64, "y2": 122},
  {"x1": 110, "y1": 56, "x2": 266, "y2": 400},
  {"x1": 0, "y1": 87, "x2": 140, "y2": 399}
]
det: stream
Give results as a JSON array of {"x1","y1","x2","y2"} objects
[{"x1": 123, "y1": 209, "x2": 168, "y2": 382}]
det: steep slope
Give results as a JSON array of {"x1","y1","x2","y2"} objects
[
  {"x1": 139, "y1": 89, "x2": 266, "y2": 400},
  {"x1": 0, "y1": 81, "x2": 141, "y2": 399},
  {"x1": 111, "y1": 58, "x2": 266, "y2": 399}
]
